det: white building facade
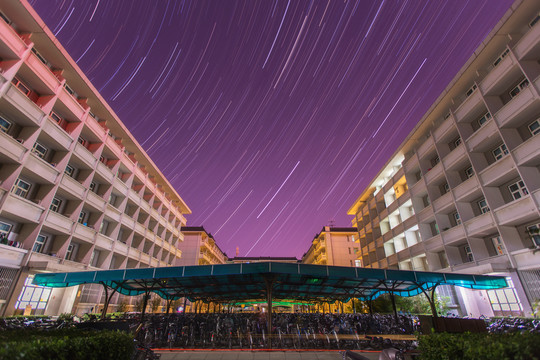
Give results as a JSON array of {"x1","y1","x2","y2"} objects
[
  {"x1": 348, "y1": 0, "x2": 540, "y2": 317},
  {"x1": 0, "y1": 0, "x2": 191, "y2": 316}
]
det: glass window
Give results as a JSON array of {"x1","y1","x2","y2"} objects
[
  {"x1": 11, "y1": 77, "x2": 30, "y2": 96},
  {"x1": 32, "y1": 234, "x2": 47, "y2": 253},
  {"x1": 492, "y1": 236, "x2": 505, "y2": 255},
  {"x1": 508, "y1": 180, "x2": 528, "y2": 200},
  {"x1": 492, "y1": 143, "x2": 508, "y2": 161},
  {"x1": 493, "y1": 48, "x2": 509, "y2": 67},
  {"x1": 528, "y1": 119, "x2": 540, "y2": 136},
  {"x1": 78, "y1": 211, "x2": 86, "y2": 225},
  {"x1": 478, "y1": 198, "x2": 490, "y2": 214},
  {"x1": 49, "y1": 111, "x2": 62, "y2": 124},
  {"x1": 465, "y1": 84, "x2": 477, "y2": 97},
  {"x1": 90, "y1": 250, "x2": 101, "y2": 267},
  {"x1": 11, "y1": 178, "x2": 31, "y2": 198},
  {"x1": 49, "y1": 197, "x2": 61, "y2": 213},
  {"x1": 99, "y1": 220, "x2": 109, "y2": 235},
  {"x1": 64, "y1": 164, "x2": 75, "y2": 177},
  {"x1": 487, "y1": 277, "x2": 522, "y2": 314},
  {"x1": 65, "y1": 243, "x2": 75, "y2": 261},
  {"x1": 478, "y1": 112, "x2": 491, "y2": 127},
  {"x1": 453, "y1": 137, "x2": 462, "y2": 148},
  {"x1": 0, "y1": 221, "x2": 12, "y2": 237},
  {"x1": 89, "y1": 182, "x2": 97, "y2": 193},
  {"x1": 31, "y1": 142, "x2": 48, "y2": 159},
  {"x1": 15, "y1": 276, "x2": 52, "y2": 311},
  {"x1": 443, "y1": 182, "x2": 450, "y2": 193},
  {"x1": 529, "y1": 12, "x2": 540, "y2": 28},
  {"x1": 465, "y1": 166, "x2": 474, "y2": 179},
  {"x1": 509, "y1": 78, "x2": 529, "y2": 98},
  {"x1": 453, "y1": 212, "x2": 461, "y2": 225},
  {"x1": 0, "y1": 116, "x2": 11, "y2": 133},
  {"x1": 526, "y1": 224, "x2": 540, "y2": 247},
  {"x1": 464, "y1": 245, "x2": 473, "y2": 262}
]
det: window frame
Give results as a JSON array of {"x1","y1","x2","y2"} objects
[
  {"x1": 527, "y1": 224, "x2": 540, "y2": 247},
  {"x1": 49, "y1": 197, "x2": 62, "y2": 213},
  {"x1": 31, "y1": 141, "x2": 48, "y2": 159},
  {"x1": 478, "y1": 198, "x2": 490, "y2": 214},
  {"x1": 528, "y1": 118, "x2": 540, "y2": 136},
  {"x1": 492, "y1": 236, "x2": 505, "y2": 255},
  {"x1": 0, "y1": 221, "x2": 12, "y2": 237},
  {"x1": 11, "y1": 178, "x2": 31, "y2": 199},
  {"x1": 32, "y1": 234, "x2": 47, "y2": 253},
  {"x1": 509, "y1": 78, "x2": 529, "y2": 98},
  {"x1": 478, "y1": 112, "x2": 491, "y2": 127},
  {"x1": 453, "y1": 212, "x2": 461, "y2": 225},
  {"x1": 492, "y1": 143, "x2": 509, "y2": 161},
  {"x1": 0, "y1": 116, "x2": 12, "y2": 134},
  {"x1": 508, "y1": 180, "x2": 528, "y2": 200},
  {"x1": 78, "y1": 211, "x2": 87, "y2": 225},
  {"x1": 464, "y1": 245, "x2": 474, "y2": 262},
  {"x1": 465, "y1": 166, "x2": 474, "y2": 179}
]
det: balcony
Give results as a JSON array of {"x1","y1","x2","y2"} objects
[
  {"x1": 441, "y1": 225, "x2": 466, "y2": 245},
  {"x1": 25, "y1": 154, "x2": 60, "y2": 184},
  {"x1": 113, "y1": 177, "x2": 128, "y2": 194},
  {"x1": 85, "y1": 115, "x2": 107, "y2": 140},
  {"x1": 134, "y1": 222, "x2": 146, "y2": 236},
  {"x1": 120, "y1": 214, "x2": 135, "y2": 229},
  {"x1": 417, "y1": 136, "x2": 435, "y2": 160},
  {"x1": 57, "y1": 87, "x2": 85, "y2": 120},
  {"x1": 26, "y1": 51, "x2": 61, "y2": 93},
  {"x1": 513, "y1": 21, "x2": 540, "y2": 60},
  {"x1": 494, "y1": 196, "x2": 538, "y2": 226},
  {"x1": 106, "y1": 204, "x2": 122, "y2": 222},
  {"x1": 114, "y1": 241, "x2": 129, "y2": 256},
  {"x1": 0, "y1": 19, "x2": 27, "y2": 58},
  {"x1": 0, "y1": 243, "x2": 27, "y2": 268},
  {"x1": 433, "y1": 116, "x2": 455, "y2": 142},
  {"x1": 140, "y1": 252, "x2": 150, "y2": 265},
  {"x1": 73, "y1": 143, "x2": 96, "y2": 168},
  {"x1": 423, "y1": 234, "x2": 442, "y2": 252},
  {"x1": 95, "y1": 233, "x2": 114, "y2": 251},
  {"x1": 44, "y1": 211, "x2": 73, "y2": 234},
  {"x1": 42, "y1": 117, "x2": 73, "y2": 150},
  {"x1": 0, "y1": 131, "x2": 26, "y2": 162},
  {"x1": 73, "y1": 223, "x2": 96, "y2": 243},
  {"x1": 139, "y1": 199, "x2": 150, "y2": 213},
  {"x1": 403, "y1": 154, "x2": 419, "y2": 175},
  {"x1": 416, "y1": 206, "x2": 434, "y2": 223},
  {"x1": 454, "y1": 89, "x2": 482, "y2": 121},
  {"x1": 96, "y1": 161, "x2": 114, "y2": 183},
  {"x1": 127, "y1": 188, "x2": 140, "y2": 204},
  {"x1": 86, "y1": 191, "x2": 106, "y2": 212},
  {"x1": 513, "y1": 134, "x2": 540, "y2": 166},
  {"x1": 4, "y1": 84, "x2": 43, "y2": 125},
  {"x1": 432, "y1": 192, "x2": 453, "y2": 213},
  {"x1": 442, "y1": 144, "x2": 466, "y2": 171},
  {"x1": 466, "y1": 118, "x2": 498, "y2": 152},
  {"x1": 409, "y1": 179, "x2": 426, "y2": 197},
  {"x1": 60, "y1": 174, "x2": 86, "y2": 199},
  {"x1": 495, "y1": 85, "x2": 537, "y2": 128},
  {"x1": 424, "y1": 163, "x2": 443, "y2": 184},
  {"x1": 464, "y1": 213, "x2": 495, "y2": 237},
  {"x1": 453, "y1": 177, "x2": 481, "y2": 202},
  {"x1": 2, "y1": 193, "x2": 44, "y2": 223},
  {"x1": 479, "y1": 52, "x2": 515, "y2": 95},
  {"x1": 105, "y1": 136, "x2": 123, "y2": 160},
  {"x1": 478, "y1": 155, "x2": 515, "y2": 187}
]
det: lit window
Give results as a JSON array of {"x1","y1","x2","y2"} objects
[
  {"x1": 487, "y1": 277, "x2": 522, "y2": 314},
  {"x1": 49, "y1": 197, "x2": 62, "y2": 213},
  {"x1": 64, "y1": 164, "x2": 75, "y2": 177},
  {"x1": 78, "y1": 211, "x2": 86, "y2": 225},
  {"x1": 453, "y1": 212, "x2": 461, "y2": 225},
  {"x1": 528, "y1": 119, "x2": 540, "y2": 136},
  {"x1": 492, "y1": 236, "x2": 505, "y2": 255},
  {"x1": 31, "y1": 142, "x2": 48, "y2": 159},
  {"x1": 509, "y1": 78, "x2": 529, "y2": 98},
  {"x1": 11, "y1": 178, "x2": 31, "y2": 198},
  {"x1": 492, "y1": 143, "x2": 508, "y2": 161},
  {"x1": 0, "y1": 116, "x2": 11, "y2": 134},
  {"x1": 478, "y1": 112, "x2": 491, "y2": 127},
  {"x1": 478, "y1": 198, "x2": 490, "y2": 214},
  {"x1": 464, "y1": 245, "x2": 474, "y2": 262},
  {"x1": 465, "y1": 166, "x2": 474, "y2": 179},
  {"x1": 32, "y1": 234, "x2": 47, "y2": 253},
  {"x1": 508, "y1": 180, "x2": 528, "y2": 200},
  {"x1": 527, "y1": 224, "x2": 540, "y2": 247},
  {"x1": 15, "y1": 276, "x2": 52, "y2": 311}
]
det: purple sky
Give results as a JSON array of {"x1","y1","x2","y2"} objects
[{"x1": 31, "y1": 0, "x2": 513, "y2": 258}]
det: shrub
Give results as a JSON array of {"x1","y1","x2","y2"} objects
[
  {"x1": 0, "y1": 329, "x2": 134, "y2": 360},
  {"x1": 418, "y1": 332, "x2": 540, "y2": 360}
]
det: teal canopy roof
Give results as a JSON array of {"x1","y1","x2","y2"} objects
[{"x1": 32, "y1": 262, "x2": 507, "y2": 302}]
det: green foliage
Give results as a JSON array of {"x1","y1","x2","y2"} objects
[
  {"x1": 116, "y1": 299, "x2": 130, "y2": 313},
  {"x1": 57, "y1": 313, "x2": 74, "y2": 322},
  {"x1": 418, "y1": 332, "x2": 540, "y2": 360},
  {"x1": 0, "y1": 329, "x2": 134, "y2": 360},
  {"x1": 150, "y1": 296, "x2": 162, "y2": 312}
]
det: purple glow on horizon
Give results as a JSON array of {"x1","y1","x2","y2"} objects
[{"x1": 31, "y1": 0, "x2": 513, "y2": 258}]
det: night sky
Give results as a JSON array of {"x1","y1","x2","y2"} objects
[{"x1": 30, "y1": 0, "x2": 513, "y2": 258}]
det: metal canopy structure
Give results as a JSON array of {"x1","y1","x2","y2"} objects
[{"x1": 33, "y1": 262, "x2": 507, "y2": 304}]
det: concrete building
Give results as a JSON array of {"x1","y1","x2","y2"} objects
[
  {"x1": 179, "y1": 227, "x2": 228, "y2": 266},
  {"x1": 229, "y1": 257, "x2": 299, "y2": 264},
  {"x1": 0, "y1": 0, "x2": 191, "y2": 316},
  {"x1": 348, "y1": 0, "x2": 540, "y2": 317},
  {"x1": 302, "y1": 227, "x2": 360, "y2": 267}
]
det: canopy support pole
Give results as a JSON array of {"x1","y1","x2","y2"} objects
[
  {"x1": 263, "y1": 276, "x2": 276, "y2": 349},
  {"x1": 141, "y1": 291, "x2": 150, "y2": 321},
  {"x1": 419, "y1": 284, "x2": 439, "y2": 318},
  {"x1": 352, "y1": 299, "x2": 356, "y2": 314},
  {"x1": 390, "y1": 293, "x2": 398, "y2": 322},
  {"x1": 368, "y1": 296, "x2": 373, "y2": 316},
  {"x1": 166, "y1": 298, "x2": 173, "y2": 314},
  {"x1": 99, "y1": 282, "x2": 119, "y2": 320}
]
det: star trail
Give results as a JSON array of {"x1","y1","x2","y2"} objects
[{"x1": 30, "y1": 0, "x2": 513, "y2": 258}]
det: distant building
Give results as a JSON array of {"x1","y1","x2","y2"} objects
[
  {"x1": 179, "y1": 227, "x2": 228, "y2": 265},
  {"x1": 348, "y1": 0, "x2": 540, "y2": 317},
  {"x1": 302, "y1": 227, "x2": 359, "y2": 267},
  {"x1": 0, "y1": 0, "x2": 191, "y2": 316},
  {"x1": 229, "y1": 256, "x2": 299, "y2": 264}
]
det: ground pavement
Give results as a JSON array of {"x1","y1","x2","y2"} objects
[{"x1": 156, "y1": 350, "x2": 381, "y2": 360}]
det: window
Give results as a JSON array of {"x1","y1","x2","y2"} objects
[
  {"x1": 478, "y1": 198, "x2": 490, "y2": 214},
  {"x1": 49, "y1": 197, "x2": 61, "y2": 213},
  {"x1": 493, "y1": 48, "x2": 510, "y2": 67},
  {"x1": 529, "y1": 12, "x2": 540, "y2": 28},
  {"x1": 465, "y1": 166, "x2": 474, "y2": 179},
  {"x1": 478, "y1": 112, "x2": 491, "y2": 127},
  {"x1": 431, "y1": 156, "x2": 440, "y2": 166},
  {"x1": 49, "y1": 111, "x2": 62, "y2": 124},
  {"x1": 355, "y1": 259, "x2": 362, "y2": 267},
  {"x1": 492, "y1": 143, "x2": 508, "y2": 161},
  {"x1": 89, "y1": 182, "x2": 97, "y2": 193},
  {"x1": 77, "y1": 136, "x2": 87, "y2": 147},
  {"x1": 487, "y1": 277, "x2": 522, "y2": 314},
  {"x1": 527, "y1": 224, "x2": 540, "y2": 247},
  {"x1": 509, "y1": 78, "x2": 529, "y2": 98},
  {"x1": 65, "y1": 244, "x2": 75, "y2": 261},
  {"x1": 31, "y1": 47, "x2": 48, "y2": 66},
  {"x1": 64, "y1": 84, "x2": 77, "y2": 97},
  {"x1": 528, "y1": 119, "x2": 540, "y2": 136},
  {"x1": 31, "y1": 142, "x2": 48, "y2": 159},
  {"x1": 0, "y1": 221, "x2": 12, "y2": 243},
  {"x1": 465, "y1": 84, "x2": 477, "y2": 97},
  {"x1": 464, "y1": 245, "x2": 474, "y2": 262},
  {"x1": 492, "y1": 236, "x2": 505, "y2": 255},
  {"x1": 11, "y1": 77, "x2": 30, "y2": 96},
  {"x1": 15, "y1": 276, "x2": 52, "y2": 311},
  {"x1": 508, "y1": 180, "x2": 528, "y2": 200},
  {"x1": 32, "y1": 234, "x2": 47, "y2": 253},
  {"x1": 453, "y1": 212, "x2": 461, "y2": 225},
  {"x1": 11, "y1": 178, "x2": 31, "y2": 198},
  {"x1": 0, "y1": 116, "x2": 11, "y2": 134},
  {"x1": 90, "y1": 249, "x2": 101, "y2": 267},
  {"x1": 99, "y1": 220, "x2": 109, "y2": 235},
  {"x1": 64, "y1": 164, "x2": 75, "y2": 177},
  {"x1": 453, "y1": 137, "x2": 462, "y2": 148},
  {"x1": 77, "y1": 211, "x2": 86, "y2": 225},
  {"x1": 443, "y1": 182, "x2": 450, "y2": 193},
  {"x1": 0, "y1": 11, "x2": 11, "y2": 25},
  {"x1": 422, "y1": 195, "x2": 430, "y2": 207},
  {"x1": 348, "y1": 248, "x2": 351, "y2": 254},
  {"x1": 109, "y1": 193, "x2": 117, "y2": 207}
]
